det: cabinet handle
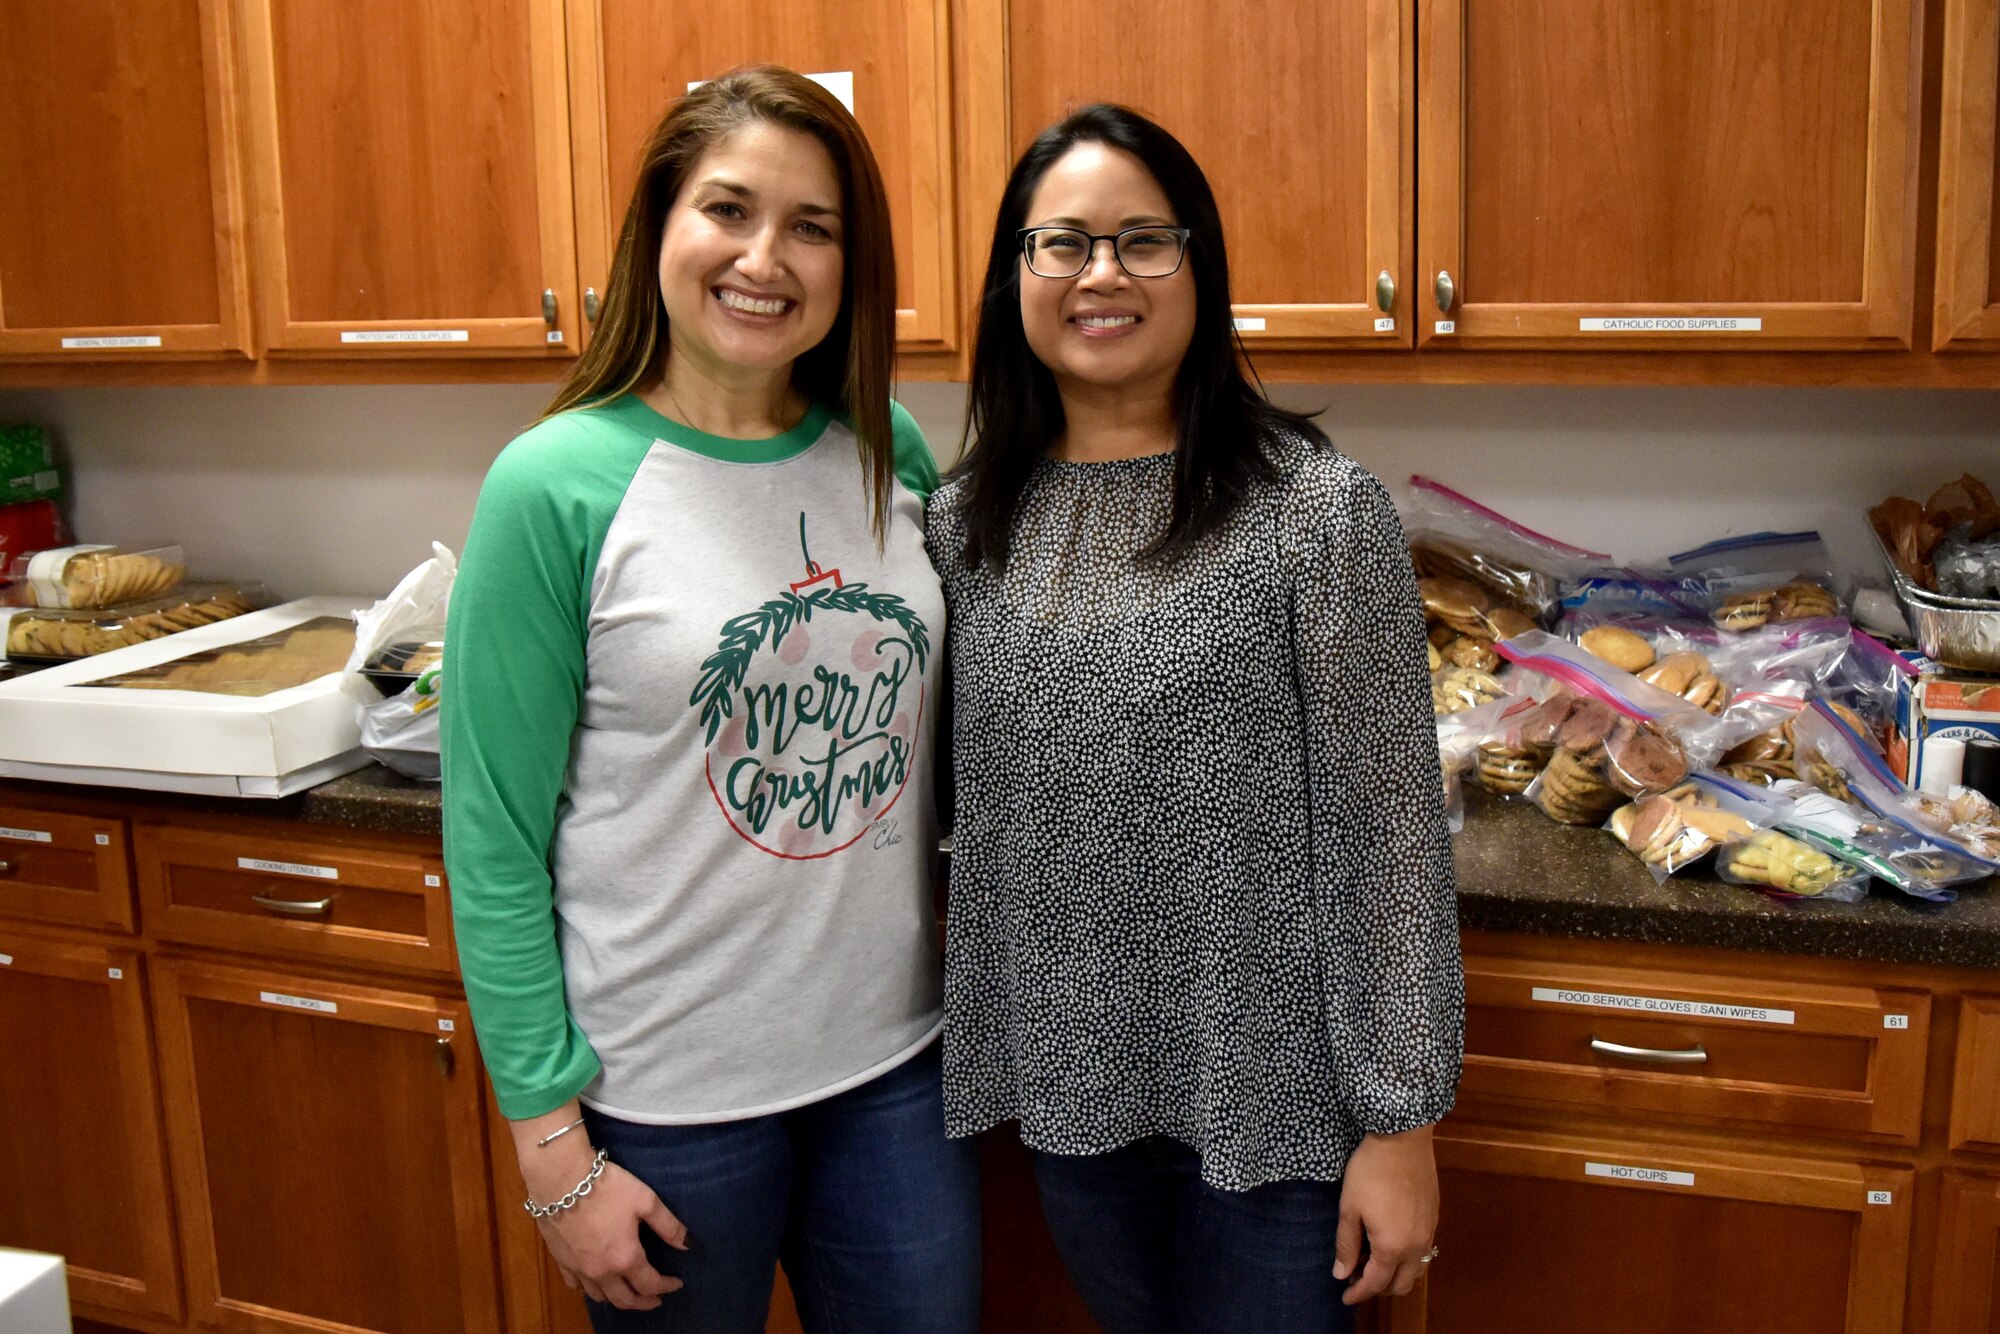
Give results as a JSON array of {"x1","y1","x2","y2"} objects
[
  {"x1": 436, "y1": 1036, "x2": 455, "y2": 1077},
  {"x1": 0, "y1": 859, "x2": 12, "y2": 878},
  {"x1": 1375, "y1": 270, "x2": 1396, "y2": 313},
  {"x1": 541, "y1": 289, "x2": 558, "y2": 326},
  {"x1": 584, "y1": 287, "x2": 601, "y2": 323},
  {"x1": 1590, "y1": 1036, "x2": 1708, "y2": 1065},
  {"x1": 1434, "y1": 269, "x2": 1456, "y2": 313},
  {"x1": 252, "y1": 891, "x2": 334, "y2": 917}
]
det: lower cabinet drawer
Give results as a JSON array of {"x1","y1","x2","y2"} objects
[
  {"x1": 0, "y1": 805, "x2": 134, "y2": 932},
  {"x1": 134, "y1": 823, "x2": 455, "y2": 975},
  {"x1": 1950, "y1": 995, "x2": 2000, "y2": 1152},
  {"x1": 1400, "y1": 1125, "x2": 1913, "y2": 1334},
  {"x1": 1461, "y1": 954, "x2": 1930, "y2": 1141}
]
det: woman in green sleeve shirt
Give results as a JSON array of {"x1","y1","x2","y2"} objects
[{"x1": 442, "y1": 66, "x2": 976, "y2": 1333}]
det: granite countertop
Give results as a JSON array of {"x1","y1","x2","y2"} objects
[{"x1": 270, "y1": 766, "x2": 2000, "y2": 969}]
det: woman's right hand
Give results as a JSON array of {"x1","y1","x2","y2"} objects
[{"x1": 514, "y1": 1105, "x2": 690, "y2": 1311}]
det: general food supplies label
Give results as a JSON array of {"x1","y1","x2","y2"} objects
[
  {"x1": 1532, "y1": 986, "x2": 1795, "y2": 1026},
  {"x1": 260, "y1": 990, "x2": 337, "y2": 1014},
  {"x1": 62, "y1": 335, "x2": 161, "y2": 349},
  {"x1": 0, "y1": 826, "x2": 52, "y2": 844},
  {"x1": 239, "y1": 856, "x2": 339, "y2": 881},
  {"x1": 1586, "y1": 1161, "x2": 1695, "y2": 1188},
  {"x1": 1579, "y1": 317, "x2": 1762, "y2": 333}
]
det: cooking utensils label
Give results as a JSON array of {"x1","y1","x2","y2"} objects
[
  {"x1": 260, "y1": 990, "x2": 337, "y2": 1015},
  {"x1": 0, "y1": 827, "x2": 52, "y2": 844},
  {"x1": 1532, "y1": 986, "x2": 1795, "y2": 1026},
  {"x1": 62, "y1": 335, "x2": 161, "y2": 348},
  {"x1": 340, "y1": 330, "x2": 470, "y2": 343},
  {"x1": 1586, "y1": 1162, "x2": 1695, "y2": 1188},
  {"x1": 1579, "y1": 317, "x2": 1762, "y2": 333},
  {"x1": 239, "y1": 856, "x2": 338, "y2": 880}
]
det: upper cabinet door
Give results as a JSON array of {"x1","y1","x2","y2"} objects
[
  {"x1": 1418, "y1": 0, "x2": 1919, "y2": 350},
  {"x1": 566, "y1": 0, "x2": 960, "y2": 351},
  {"x1": 0, "y1": 0, "x2": 250, "y2": 360},
  {"x1": 1002, "y1": 0, "x2": 1411, "y2": 349},
  {"x1": 1934, "y1": 0, "x2": 2000, "y2": 350},
  {"x1": 236, "y1": 0, "x2": 580, "y2": 356}
]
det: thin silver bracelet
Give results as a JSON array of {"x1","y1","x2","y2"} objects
[
  {"x1": 536, "y1": 1116, "x2": 587, "y2": 1149},
  {"x1": 525, "y1": 1148, "x2": 609, "y2": 1219}
]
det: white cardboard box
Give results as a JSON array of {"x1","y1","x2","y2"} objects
[
  {"x1": 0, "y1": 596, "x2": 370, "y2": 797},
  {"x1": 0, "y1": 1249, "x2": 68, "y2": 1333}
]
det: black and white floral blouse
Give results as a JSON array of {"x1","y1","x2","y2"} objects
[{"x1": 927, "y1": 433, "x2": 1464, "y2": 1192}]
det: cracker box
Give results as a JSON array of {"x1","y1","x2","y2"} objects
[
  {"x1": 0, "y1": 596, "x2": 370, "y2": 796},
  {"x1": 1904, "y1": 663, "x2": 2000, "y2": 790}
]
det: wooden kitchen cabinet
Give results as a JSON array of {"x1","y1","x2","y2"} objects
[
  {"x1": 1385, "y1": 1124, "x2": 1913, "y2": 1334},
  {"x1": 564, "y1": 0, "x2": 962, "y2": 352},
  {"x1": 151, "y1": 957, "x2": 500, "y2": 1334},
  {"x1": 0, "y1": 932, "x2": 181, "y2": 1323},
  {"x1": 234, "y1": 0, "x2": 581, "y2": 356},
  {"x1": 997, "y1": 0, "x2": 1411, "y2": 348},
  {"x1": 0, "y1": 804, "x2": 136, "y2": 934},
  {"x1": 0, "y1": 0, "x2": 252, "y2": 360},
  {"x1": 1416, "y1": 0, "x2": 1920, "y2": 349},
  {"x1": 1930, "y1": 1173, "x2": 2000, "y2": 1334},
  {"x1": 1934, "y1": 0, "x2": 2000, "y2": 350}
]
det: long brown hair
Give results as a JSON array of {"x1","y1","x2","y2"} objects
[{"x1": 543, "y1": 66, "x2": 899, "y2": 539}]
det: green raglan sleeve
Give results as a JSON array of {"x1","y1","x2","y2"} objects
[
  {"x1": 889, "y1": 399, "x2": 940, "y2": 503},
  {"x1": 442, "y1": 415, "x2": 633, "y2": 1119}
]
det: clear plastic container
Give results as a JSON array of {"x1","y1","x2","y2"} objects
[
  {"x1": 4, "y1": 541, "x2": 187, "y2": 609},
  {"x1": 2, "y1": 582, "x2": 268, "y2": 661},
  {"x1": 88, "y1": 615, "x2": 353, "y2": 698}
]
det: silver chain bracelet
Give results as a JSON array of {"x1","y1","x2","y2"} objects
[{"x1": 524, "y1": 1147, "x2": 609, "y2": 1219}]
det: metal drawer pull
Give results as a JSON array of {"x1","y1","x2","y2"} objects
[
  {"x1": 1434, "y1": 269, "x2": 1456, "y2": 313},
  {"x1": 1590, "y1": 1036, "x2": 1708, "y2": 1065},
  {"x1": 1375, "y1": 269, "x2": 1396, "y2": 313},
  {"x1": 252, "y1": 891, "x2": 334, "y2": 917},
  {"x1": 437, "y1": 1036, "x2": 455, "y2": 1077},
  {"x1": 0, "y1": 859, "x2": 12, "y2": 877}
]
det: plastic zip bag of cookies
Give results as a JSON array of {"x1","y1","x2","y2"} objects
[
  {"x1": 1606, "y1": 772, "x2": 1792, "y2": 887},
  {"x1": 1662, "y1": 530, "x2": 1842, "y2": 634},
  {"x1": 3, "y1": 540, "x2": 187, "y2": 610}
]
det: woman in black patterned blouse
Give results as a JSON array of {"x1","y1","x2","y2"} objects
[{"x1": 926, "y1": 105, "x2": 1465, "y2": 1333}]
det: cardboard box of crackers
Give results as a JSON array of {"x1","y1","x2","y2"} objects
[
  {"x1": 1898, "y1": 650, "x2": 2000, "y2": 791},
  {"x1": 0, "y1": 596, "x2": 370, "y2": 796}
]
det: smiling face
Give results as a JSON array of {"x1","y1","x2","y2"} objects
[
  {"x1": 658, "y1": 119, "x2": 846, "y2": 381},
  {"x1": 1017, "y1": 142, "x2": 1197, "y2": 402}
]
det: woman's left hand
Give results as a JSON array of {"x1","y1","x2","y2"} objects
[{"x1": 1332, "y1": 1124, "x2": 1439, "y2": 1306}]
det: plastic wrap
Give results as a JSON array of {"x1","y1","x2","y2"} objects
[
  {"x1": 1792, "y1": 702, "x2": 2000, "y2": 875},
  {"x1": 1405, "y1": 476, "x2": 1612, "y2": 629},
  {"x1": 1606, "y1": 775, "x2": 1772, "y2": 883}
]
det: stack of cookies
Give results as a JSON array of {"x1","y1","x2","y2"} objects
[
  {"x1": 1473, "y1": 692, "x2": 1577, "y2": 796},
  {"x1": 5, "y1": 584, "x2": 264, "y2": 660},
  {"x1": 1718, "y1": 723, "x2": 1798, "y2": 785},
  {"x1": 1714, "y1": 581, "x2": 1840, "y2": 631},
  {"x1": 1609, "y1": 786, "x2": 1756, "y2": 874},
  {"x1": 1637, "y1": 651, "x2": 1729, "y2": 715},
  {"x1": 1534, "y1": 699, "x2": 1692, "y2": 825}
]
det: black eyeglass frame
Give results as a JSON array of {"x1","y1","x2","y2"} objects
[{"x1": 1015, "y1": 225, "x2": 1193, "y2": 279}]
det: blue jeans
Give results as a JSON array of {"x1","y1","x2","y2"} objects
[
  {"x1": 1031, "y1": 1136, "x2": 1355, "y2": 1334},
  {"x1": 580, "y1": 1039, "x2": 980, "y2": 1334}
]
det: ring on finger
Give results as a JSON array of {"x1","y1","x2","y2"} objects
[{"x1": 1418, "y1": 1246, "x2": 1441, "y2": 1265}]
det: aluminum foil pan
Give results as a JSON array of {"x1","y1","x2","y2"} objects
[{"x1": 1871, "y1": 525, "x2": 2000, "y2": 672}]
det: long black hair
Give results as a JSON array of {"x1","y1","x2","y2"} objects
[{"x1": 952, "y1": 103, "x2": 1327, "y2": 569}]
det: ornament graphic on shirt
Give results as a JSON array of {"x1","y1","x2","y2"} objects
[{"x1": 690, "y1": 513, "x2": 929, "y2": 860}]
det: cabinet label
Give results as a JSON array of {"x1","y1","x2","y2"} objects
[
  {"x1": 1434, "y1": 320, "x2": 1456, "y2": 335},
  {"x1": 1579, "y1": 317, "x2": 1763, "y2": 333},
  {"x1": 1867, "y1": 1190, "x2": 1893, "y2": 1205},
  {"x1": 0, "y1": 826, "x2": 52, "y2": 844},
  {"x1": 107, "y1": 967, "x2": 123, "y2": 980},
  {"x1": 424, "y1": 874, "x2": 441, "y2": 887},
  {"x1": 1883, "y1": 1014, "x2": 1909, "y2": 1029},
  {"x1": 1585, "y1": 1161, "x2": 1695, "y2": 1188},
  {"x1": 0, "y1": 954, "x2": 11, "y2": 966},
  {"x1": 340, "y1": 330, "x2": 470, "y2": 344},
  {"x1": 1374, "y1": 317, "x2": 1396, "y2": 333},
  {"x1": 1232, "y1": 317, "x2": 1267, "y2": 332},
  {"x1": 95, "y1": 833, "x2": 111, "y2": 845},
  {"x1": 260, "y1": 990, "x2": 337, "y2": 1015},
  {"x1": 1532, "y1": 986, "x2": 1794, "y2": 1026},
  {"x1": 62, "y1": 335, "x2": 161, "y2": 349},
  {"x1": 546, "y1": 331, "x2": 564, "y2": 343},
  {"x1": 438, "y1": 1018, "x2": 456, "y2": 1032},
  {"x1": 239, "y1": 856, "x2": 339, "y2": 881}
]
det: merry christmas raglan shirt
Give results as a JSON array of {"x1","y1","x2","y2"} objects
[{"x1": 443, "y1": 394, "x2": 944, "y2": 1123}]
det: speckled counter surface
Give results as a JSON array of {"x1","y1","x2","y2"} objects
[
  {"x1": 296, "y1": 764, "x2": 444, "y2": 837},
  {"x1": 1452, "y1": 792, "x2": 2000, "y2": 969}
]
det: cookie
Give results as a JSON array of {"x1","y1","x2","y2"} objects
[
  {"x1": 1605, "y1": 718, "x2": 1690, "y2": 797},
  {"x1": 1772, "y1": 583, "x2": 1838, "y2": 622},
  {"x1": 1443, "y1": 636, "x2": 1500, "y2": 673},
  {"x1": 1558, "y1": 699, "x2": 1619, "y2": 754},
  {"x1": 1579, "y1": 626, "x2": 1655, "y2": 674},
  {"x1": 1483, "y1": 607, "x2": 1537, "y2": 642},
  {"x1": 1716, "y1": 592, "x2": 1773, "y2": 631},
  {"x1": 1640, "y1": 652, "x2": 1707, "y2": 696}
]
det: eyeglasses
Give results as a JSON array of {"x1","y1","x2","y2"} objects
[{"x1": 1017, "y1": 226, "x2": 1192, "y2": 279}]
